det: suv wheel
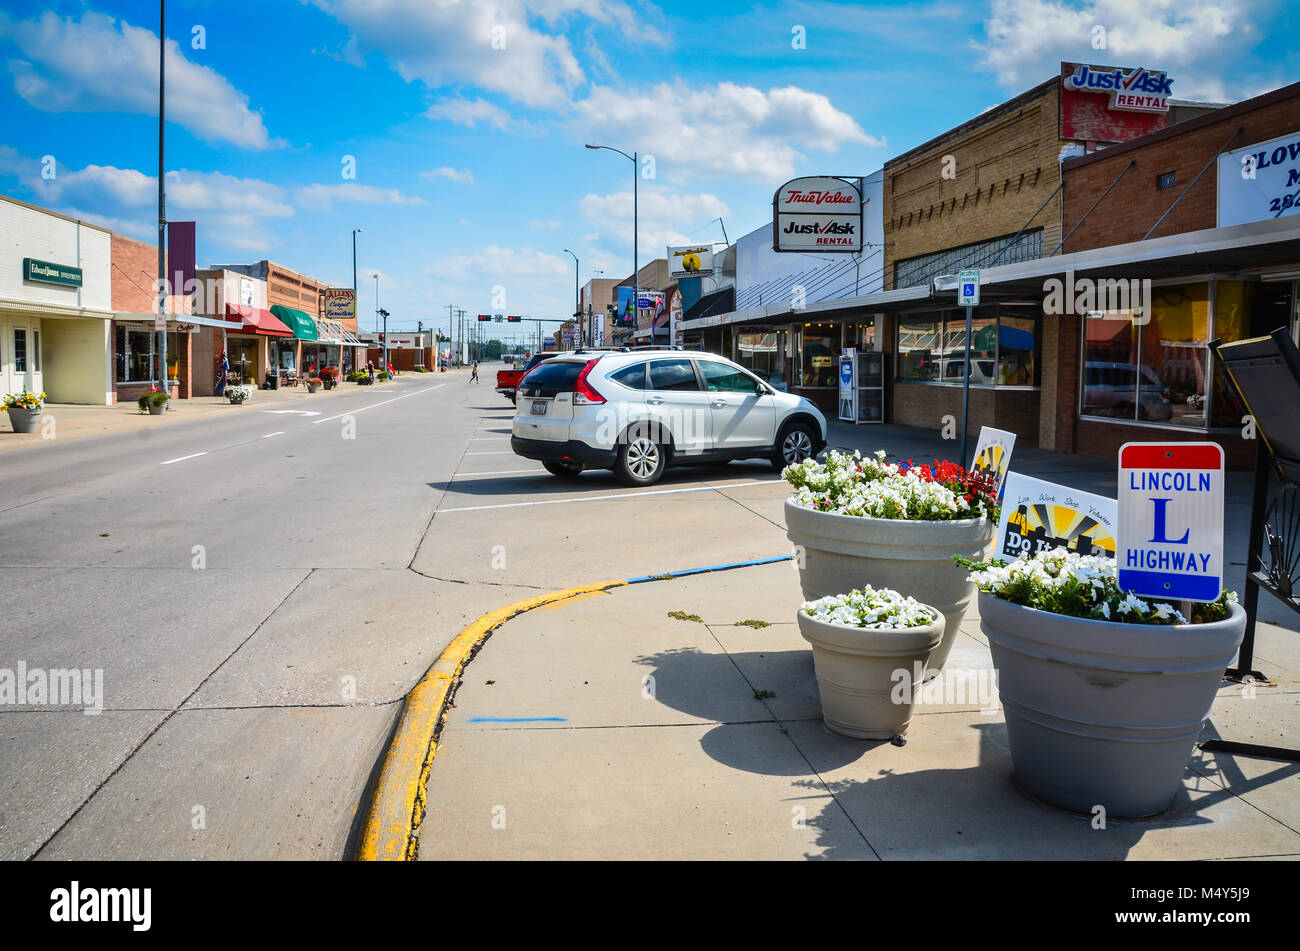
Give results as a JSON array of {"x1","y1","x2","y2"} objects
[
  {"x1": 772, "y1": 420, "x2": 817, "y2": 470},
  {"x1": 615, "y1": 433, "x2": 667, "y2": 486},
  {"x1": 543, "y1": 460, "x2": 583, "y2": 478}
]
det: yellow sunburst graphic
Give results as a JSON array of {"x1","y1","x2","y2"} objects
[
  {"x1": 1004, "y1": 501, "x2": 1116, "y2": 558},
  {"x1": 973, "y1": 443, "x2": 1009, "y2": 480}
]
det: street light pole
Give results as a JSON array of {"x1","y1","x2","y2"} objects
[
  {"x1": 352, "y1": 229, "x2": 361, "y2": 299},
  {"x1": 585, "y1": 144, "x2": 638, "y2": 341},
  {"x1": 156, "y1": 0, "x2": 167, "y2": 397}
]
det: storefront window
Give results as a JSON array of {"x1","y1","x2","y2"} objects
[
  {"x1": 799, "y1": 330, "x2": 837, "y2": 387},
  {"x1": 1210, "y1": 281, "x2": 1293, "y2": 427},
  {"x1": 32, "y1": 329, "x2": 40, "y2": 372},
  {"x1": 1080, "y1": 282, "x2": 1210, "y2": 427},
  {"x1": 897, "y1": 316, "x2": 940, "y2": 381},
  {"x1": 13, "y1": 328, "x2": 26, "y2": 373},
  {"x1": 734, "y1": 329, "x2": 788, "y2": 390},
  {"x1": 897, "y1": 311, "x2": 1037, "y2": 386},
  {"x1": 115, "y1": 326, "x2": 182, "y2": 383}
]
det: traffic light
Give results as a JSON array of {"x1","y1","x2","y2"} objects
[
  {"x1": 477, "y1": 314, "x2": 491, "y2": 321},
  {"x1": 507, "y1": 315, "x2": 522, "y2": 322}
]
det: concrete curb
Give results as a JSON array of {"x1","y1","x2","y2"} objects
[{"x1": 354, "y1": 554, "x2": 794, "y2": 861}]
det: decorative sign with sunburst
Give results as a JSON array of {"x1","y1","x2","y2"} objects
[
  {"x1": 996, "y1": 473, "x2": 1118, "y2": 560},
  {"x1": 970, "y1": 426, "x2": 1016, "y2": 495}
]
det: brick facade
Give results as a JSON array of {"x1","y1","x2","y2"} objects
[
  {"x1": 1062, "y1": 82, "x2": 1300, "y2": 251},
  {"x1": 884, "y1": 79, "x2": 1065, "y2": 289}
]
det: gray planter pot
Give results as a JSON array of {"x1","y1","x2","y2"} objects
[
  {"x1": 785, "y1": 499, "x2": 994, "y2": 674},
  {"x1": 798, "y1": 607, "x2": 944, "y2": 739},
  {"x1": 980, "y1": 593, "x2": 1246, "y2": 817},
  {"x1": 147, "y1": 402, "x2": 165, "y2": 415},
  {"x1": 7, "y1": 405, "x2": 41, "y2": 433}
]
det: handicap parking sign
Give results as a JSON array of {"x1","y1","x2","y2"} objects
[{"x1": 958, "y1": 268, "x2": 980, "y2": 306}]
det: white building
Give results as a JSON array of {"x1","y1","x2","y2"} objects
[{"x1": 1, "y1": 194, "x2": 114, "y2": 404}]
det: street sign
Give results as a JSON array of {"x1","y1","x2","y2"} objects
[
  {"x1": 958, "y1": 268, "x2": 981, "y2": 307},
  {"x1": 1117, "y1": 442, "x2": 1225, "y2": 602}
]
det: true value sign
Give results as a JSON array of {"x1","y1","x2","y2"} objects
[{"x1": 1118, "y1": 442, "x2": 1225, "y2": 602}]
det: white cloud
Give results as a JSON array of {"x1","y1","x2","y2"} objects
[
  {"x1": 0, "y1": 11, "x2": 278, "y2": 149},
  {"x1": 421, "y1": 167, "x2": 476, "y2": 184},
  {"x1": 311, "y1": 0, "x2": 663, "y2": 108},
  {"x1": 429, "y1": 245, "x2": 569, "y2": 280},
  {"x1": 293, "y1": 183, "x2": 428, "y2": 209},
  {"x1": 974, "y1": 0, "x2": 1259, "y2": 101},
  {"x1": 424, "y1": 96, "x2": 515, "y2": 130},
  {"x1": 578, "y1": 187, "x2": 730, "y2": 262},
  {"x1": 575, "y1": 81, "x2": 883, "y2": 182}
]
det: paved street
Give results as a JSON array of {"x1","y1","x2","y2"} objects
[{"x1": 0, "y1": 373, "x2": 802, "y2": 859}]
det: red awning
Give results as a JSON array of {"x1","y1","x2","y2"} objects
[{"x1": 225, "y1": 303, "x2": 293, "y2": 337}]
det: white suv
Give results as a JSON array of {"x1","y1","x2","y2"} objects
[{"x1": 510, "y1": 349, "x2": 827, "y2": 485}]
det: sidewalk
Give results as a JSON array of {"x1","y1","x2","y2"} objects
[
  {"x1": 417, "y1": 559, "x2": 1300, "y2": 861},
  {"x1": 0, "y1": 372, "x2": 450, "y2": 451}
]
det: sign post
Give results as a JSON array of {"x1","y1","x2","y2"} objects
[
  {"x1": 1118, "y1": 443, "x2": 1225, "y2": 605},
  {"x1": 957, "y1": 268, "x2": 980, "y2": 466}
]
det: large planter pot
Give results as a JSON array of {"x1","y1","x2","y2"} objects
[
  {"x1": 306, "y1": 383, "x2": 320, "y2": 393},
  {"x1": 981, "y1": 593, "x2": 1246, "y2": 817},
  {"x1": 785, "y1": 499, "x2": 994, "y2": 673},
  {"x1": 797, "y1": 607, "x2": 944, "y2": 739},
  {"x1": 147, "y1": 402, "x2": 166, "y2": 416},
  {"x1": 6, "y1": 405, "x2": 41, "y2": 433}
]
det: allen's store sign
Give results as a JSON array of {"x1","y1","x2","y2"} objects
[{"x1": 1117, "y1": 443, "x2": 1225, "y2": 602}]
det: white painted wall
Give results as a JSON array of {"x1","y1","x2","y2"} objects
[{"x1": 0, "y1": 196, "x2": 112, "y2": 311}]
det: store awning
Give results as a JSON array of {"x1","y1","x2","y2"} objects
[
  {"x1": 342, "y1": 328, "x2": 366, "y2": 347},
  {"x1": 225, "y1": 304, "x2": 292, "y2": 336},
  {"x1": 269, "y1": 304, "x2": 318, "y2": 340},
  {"x1": 313, "y1": 318, "x2": 344, "y2": 344},
  {"x1": 117, "y1": 311, "x2": 244, "y2": 331}
]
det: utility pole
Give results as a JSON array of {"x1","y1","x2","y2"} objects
[{"x1": 156, "y1": 0, "x2": 168, "y2": 397}]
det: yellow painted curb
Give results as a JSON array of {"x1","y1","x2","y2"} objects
[{"x1": 356, "y1": 579, "x2": 627, "y2": 861}]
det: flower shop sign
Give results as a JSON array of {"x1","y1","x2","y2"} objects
[{"x1": 1118, "y1": 442, "x2": 1224, "y2": 602}]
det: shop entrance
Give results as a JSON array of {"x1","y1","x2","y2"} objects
[{"x1": 227, "y1": 337, "x2": 259, "y2": 386}]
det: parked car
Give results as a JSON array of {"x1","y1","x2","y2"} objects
[
  {"x1": 495, "y1": 352, "x2": 559, "y2": 404},
  {"x1": 1083, "y1": 361, "x2": 1173, "y2": 421},
  {"x1": 510, "y1": 350, "x2": 828, "y2": 486}
]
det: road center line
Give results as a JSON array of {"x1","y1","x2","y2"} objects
[
  {"x1": 312, "y1": 383, "x2": 445, "y2": 425},
  {"x1": 437, "y1": 479, "x2": 781, "y2": 513},
  {"x1": 160, "y1": 452, "x2": 207, "y2": 465},
  {"x1": 261, "y1": 431, "x2": 285, "y2": 438}
]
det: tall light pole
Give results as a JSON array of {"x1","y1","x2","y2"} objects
[
  {"x1": 156, "y1": 0, "x2": 167, "y2": 396},
  {"x1": 585, "y1": 144, "x2": 637, "y2": 339},
  {"x1": 563, "y1": 249, "x2": 579, "y2": 348},
  {"x1": 352, "y1": 229, "x2": 362, "y2": 299}
]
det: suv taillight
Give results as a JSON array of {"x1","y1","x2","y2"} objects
[{"x1": 573, "y1": 359, "x2": 605, "y2": 405}]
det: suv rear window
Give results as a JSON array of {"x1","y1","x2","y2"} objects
[
  {"x1": 647, "y1": 359, "x2": 700, "y2": 391},
  {"x1": 520, "y1": 361, "x2": 584, "y2": 397}
]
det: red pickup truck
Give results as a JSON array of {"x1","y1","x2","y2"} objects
[{"x1": 495, "y1": 352, "x2": 557, "y2": 404}]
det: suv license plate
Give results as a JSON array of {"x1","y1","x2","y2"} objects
[{"x1": 531, "y1": 400, "x2": 548, "y2": 416}]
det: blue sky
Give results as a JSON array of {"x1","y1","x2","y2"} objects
[{"x1": 2, "y1": 0, "x2": 1296, "y2": 340}]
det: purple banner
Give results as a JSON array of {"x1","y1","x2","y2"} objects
[{"x1": 167, "y1": 220, "x2": 196, "y2": 298}]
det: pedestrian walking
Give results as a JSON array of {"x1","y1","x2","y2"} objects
[
  {"x1": 215, "y1": 350, "x2": 229, "y2": 396},
  {"x1": 470, "y1": 360, "x2": 479, "y2": 383},
  {"x1": 367, "y1": 360, "x2": 376, "y2": 385}
]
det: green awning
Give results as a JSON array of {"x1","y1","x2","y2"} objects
[{"x1": 270, "y1": 304, "x2": 318, "y2": 341}]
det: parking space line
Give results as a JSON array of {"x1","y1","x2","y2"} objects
[
  {"x1": 453, "y1": 469, "x2": 545, "y2": 477},
  {"x1": 436, "y1": 479, "x2": 781, "y2": 513},
  {"x1": 160, "y1": 452, "x2": 206, "y2": 465}
]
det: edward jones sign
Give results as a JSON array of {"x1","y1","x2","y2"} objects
[{"x1": 773, "y1": 176, "x2": 862, "y2": 252}]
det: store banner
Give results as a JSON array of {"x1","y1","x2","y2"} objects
[
  {"x1": 616, "y1": 286, "x2": 636, "y2": 326},
  {"x1": 1217, "y1": 129, "x2": 1300, "y2": 227},
  {"x1": 324, "y1": 288, "x2": 356, "y2": 321},
  {"x1": 1059, "y1": 61, "x2": 1171, "y2": 143},
  {"x1": 667, "y1": 244, "x2": 716, "y2": 279},
  {"x1": 772, "y1": 176, "x2": 862, "y2": 253}
]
